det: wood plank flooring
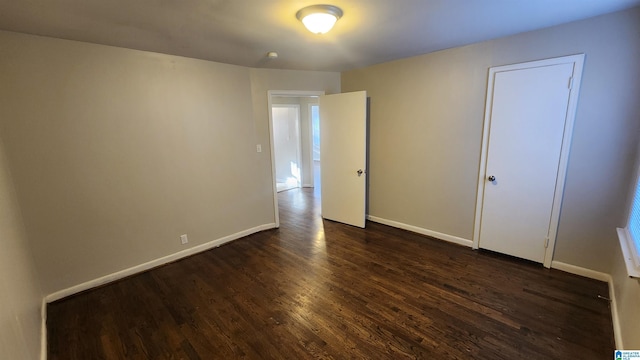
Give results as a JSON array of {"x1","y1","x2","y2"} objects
[{"x1": 48, "y1": 188, "x2": 615, "y2": 359}]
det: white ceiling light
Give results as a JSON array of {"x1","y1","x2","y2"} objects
[{"x1": 296, "y1": 5, "x2": 343, "y2": 34}]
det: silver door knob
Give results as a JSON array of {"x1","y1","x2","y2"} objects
[
  {"x1": 487, "y1": 175, "x2": 496, "y2": 181},
  {"x1": 357, "y1": 169, "x2": 364, "y2": 177}
]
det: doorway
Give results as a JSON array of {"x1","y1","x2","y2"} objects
[
  {"x1": 268, "y1": 90, "x2": 369, "y2": 229},
  {"x1": 473, "y1": 55, "x2": 585, "y2": 267},
  {"x1": 272, "y1": 104, "x2": 302, "y2": 192},
  {"x1": 268, "y1": 90, "x2": 325, "y2": 227}
]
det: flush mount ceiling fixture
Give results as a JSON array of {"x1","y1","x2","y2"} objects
[{"x1": 296, "y1": 4, "x2": 343, "y2": 34}]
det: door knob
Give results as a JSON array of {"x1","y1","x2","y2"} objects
[
  {"x1": 487, "y1": 175, "x2": 496, "y2": 182},
  {"x1": 357, "y1": 169, "x2": 364, "y2": 177}
]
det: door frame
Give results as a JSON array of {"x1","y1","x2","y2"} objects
[
  {"x1": 267, "y1": 90, "x2": 325, "y2": 227},
  {"x1": 472, "y1": 54, "x2": 585, "y2": 268},
  {"x1": 307, "y1": 102, "x2": 320, "y2": 189}
]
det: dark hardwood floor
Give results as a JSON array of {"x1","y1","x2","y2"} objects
[{"x1": 48, "y1": 188, "x2": 615, "y2": 359}]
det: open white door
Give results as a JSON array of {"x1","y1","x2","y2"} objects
[{"x1": 320, "y1": 91, "x2": 367, "y2": 228}]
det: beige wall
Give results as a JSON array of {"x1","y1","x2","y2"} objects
[
  {"x1": 0, "y1": 136, "x2": 43, "y2": 359},
  {"x1": 0, "y1": 31, "x2": 340, "y2": 295},
  {"x1": 342, "y1": 7, "x2": 640, "y2": 273},
  {"x1": 342, "y1": 7, "x2": 640, "y2": 347}
]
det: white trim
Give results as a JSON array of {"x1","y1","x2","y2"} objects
[
  {"x1": 617, "y1": 138, "x2": 640, "y2": 278},
  {"x1": 616, "y1": 227, "x2": 640, "y2": 278},
  {"x1": 45, "y1": 223, "x2": 276, "y2": 302},
  {"x1": 544, "y1": 54, "x2": 585, "y2": 268},
  {"x1": 472, "y1": 54, "x2": 586, "y2": 268},
  {"x1": 551, "y1": 261, "x2": 622, "y2": 348},
  {"x1": 307, "y1": 103, "x2": 316, "y2": 189},
  {"x1": 267, "y1": 90, "x2": 325, "y2": 228},
  {"x1": 550, "y1": 261, "x2": 610, "y2": 282},
  {"x1": 609, "y1": 276, "x2": 623, "y2": 350},
  {"x1": 367, "y1": 215, "x2": 473, "y2": 247},
  {"x1": 40, "y1": 297, "x2": 47, "y2": 360}
]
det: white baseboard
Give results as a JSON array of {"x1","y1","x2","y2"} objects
[
  {"x1": 302, "y1": 183, "x2": 313, "y2": 188},
  {"x1": 39, "y1": 223, "x2": 624, "y2": 353},
  {"x1": 40, "y1": 297, "x2": 47, "y2": 360},
  {"x1": 608, "y1": 278, "x2": 623, "y2": 349},
  {"x1": 366, "y1": 215, "x2": 473, "y2": 247},
  {"x1": 45, "y1": 223, "x2": 276, "y2": 303},
  {"x1": 551, "y1": 261, "x2": 622, "y2": 349},
  {"x1": 550, "y1": 261, "x2": 610, "y2": 282}
]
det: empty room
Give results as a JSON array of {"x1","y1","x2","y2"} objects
[{"x1": 1, "y1": 1, "x2": 640, "y2": 359}]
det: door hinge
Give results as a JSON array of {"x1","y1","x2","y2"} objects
[
  {"x1": 568, "y1": 76, "x2": 573, "y2": 90},
  {"x1": 544, "y1": 237, "x2": 550, "y2": 248}
]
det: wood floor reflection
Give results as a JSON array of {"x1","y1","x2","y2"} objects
[{"x1": 48, "y1": 188, "x2": 615, "y2": 359}]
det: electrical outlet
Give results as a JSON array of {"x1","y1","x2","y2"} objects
[
  {"x1": 256, "y1": 144, "x2": 262, "y2": 153},
  {"x1": 180, "y1": 234, "x2": 188, "y2": 245}
]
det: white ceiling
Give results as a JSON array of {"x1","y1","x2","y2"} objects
[{"x1": 1, "y1": 0, "x2": 639, "y2": 72}]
